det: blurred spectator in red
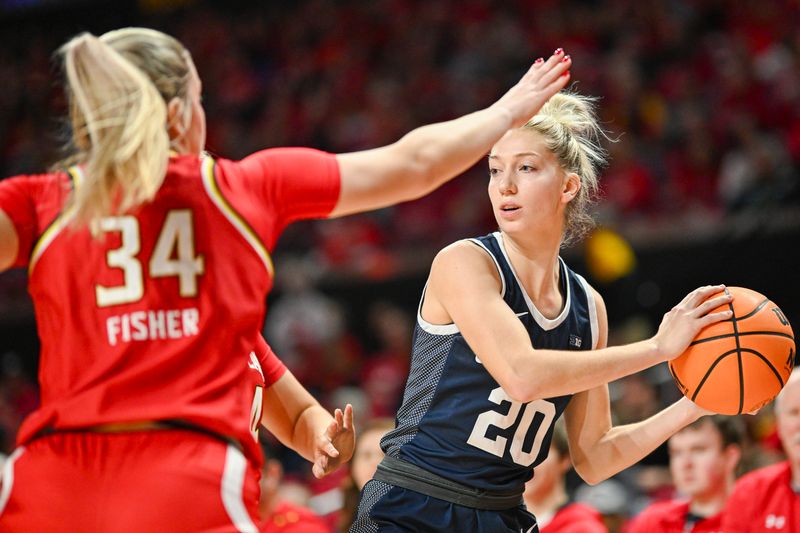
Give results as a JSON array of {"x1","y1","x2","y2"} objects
[
  {"x1": 628, "y1": 416, "x2": 744, "y2": 533},
  {"x1": 259, "y1": 458, "x2": 329, "y2": 533},
  {"x1": 722, "y1": 371, "x2": 800, "y2": 532},
  {"x1": 360, "y1": 302, "x2": 411, "y2": 418}
]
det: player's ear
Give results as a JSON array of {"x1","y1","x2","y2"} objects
[
  {"x1": 167, "y1": 97, "x2": 186, "y2": 141},
  {"x1": 561, "y1": 172, "x2": 580, "y2": 204}
]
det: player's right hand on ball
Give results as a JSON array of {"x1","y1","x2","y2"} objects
[{"x1": 654, "y1": 284, "x2": 733, "y2": 362}]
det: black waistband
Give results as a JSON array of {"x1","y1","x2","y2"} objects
[{"x1": 373, "y1": 455, "x2": 524, "y2": 511}]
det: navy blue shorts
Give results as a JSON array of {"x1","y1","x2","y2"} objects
[{"x1": 350, "y1": 480, "x2": 538, "y2": 533}]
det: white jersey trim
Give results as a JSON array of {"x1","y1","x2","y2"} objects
[
  {"x1": 220, "y1": 444, "x2": 258, "y2": 533},
  {"x1": 575, "y1": 273, "x2": 600, "y2": 349},
  {"x1": 199, "y1": 155, "x2": 274, "y2": 277},
  {"x1": 467, "y1": 237, "x2": 507, "y2": 299},
  {"x1": 416, "y1": 284, "x2": 460, "y2": 336},
  {"x1": 0, "y1": 447, "x2": 25, "y2": 519},
  {"x1": 416, "y1": 237, "x2": 509, "y2": 337},
  {"x1": 493, "y1": 232, "x2": 571, "y2": 331}
]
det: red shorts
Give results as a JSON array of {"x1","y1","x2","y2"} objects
[{"x1": 0, "y1": 429, "x2": 260, "y2": 532}]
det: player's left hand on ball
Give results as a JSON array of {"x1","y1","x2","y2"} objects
[
  {"x1": 655, "y1": 284, "x2": 733, "y2": 362},
  {"x1": 312, "y1": 404, "x2": 355, "y2": 479}
]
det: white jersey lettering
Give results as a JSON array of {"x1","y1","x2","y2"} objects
[{"x1": 106, "y1": 308, "x2": 201, "y2": 346}]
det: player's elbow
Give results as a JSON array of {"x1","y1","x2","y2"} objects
[
  {"x1": 573, "y1": 461, "x2": 604, "y2": 486},
  {"x1": 501, "y1": 372, "x2": 543, "y2": 404},
  {"x1": 571, "y1": 451, "x2": 614, "y2": 486},
  {"x1": 501, "y1": 358, "x2": 551, "y2": 403}
]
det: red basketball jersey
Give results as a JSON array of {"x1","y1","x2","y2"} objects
[
  {"x1": 247, "y1": 334, "x2": 288, "y2": 441},
  {"x1": 0, "y1": 148, "x2": 339, "y2": 467},
  {"x1": 722, "y1": 461, "x2": 800, "y2": 532},
  {"x1": 628, "y1": 499, "x2": 723, "y2": 533}
]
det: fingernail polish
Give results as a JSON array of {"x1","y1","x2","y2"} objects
[
  {"x1": 561, "y1": 71, "x2": 570, "y2": 77},
  {"x1": 562, "y1": 55, "x2": 571, "y2": 62},
  {"x1": 535, "y1": 57, "x2": 544, "y2": 64},
  {"x1": 554, "y1": 48, "x2": 563, "y2": 55}
]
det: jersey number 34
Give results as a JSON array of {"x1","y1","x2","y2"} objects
[{"x1": 95, "y1": 210, "x2": 205, "y2": 307}]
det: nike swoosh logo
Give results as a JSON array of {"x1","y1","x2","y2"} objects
[{"x1": 516, "y1": 311, "x2": 529, "y2": 317}]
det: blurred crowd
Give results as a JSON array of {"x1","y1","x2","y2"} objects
[
  {"x1": 2, "y1": 0, "x2": 800, "y2": 530},
  {"x1": 2, "y1": 0, "x2": 799, "y2": 277}
]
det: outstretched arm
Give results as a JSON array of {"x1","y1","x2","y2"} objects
[
  {"x1": 563, "y1": 288, "x2": 708, "y2": 485},
  {"x1": 330, "y1": 51, "x2": 572, "y2": 217},
  {"x1": 424, "y1": 241, "x2": 732, "y2": 402},
  {"x1": 0, "y1": 210, "x2": 17, "y2": 272},
  {"x1": 261, "y1": 369, "x2": 355, "y2": 479}
]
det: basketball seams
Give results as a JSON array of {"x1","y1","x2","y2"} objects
[
  {"x1": 735, "y1": 299, "x2": 770, "y2": 321},
  {"x1": 726, "y1": 292, "x2": 746, "y2": 415},
  {"x1": 690, "y1": 348, "x2": 739, "y2": 402},
  {"x1": 691, "y1": 331, "x2": 795, "y2": 346},
  {"x1": 740, "y1": 348, "x2": 785, "y2": 388}
]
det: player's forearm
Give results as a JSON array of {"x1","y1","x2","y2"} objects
[
  {"x1": 505, "y1": 339, "x2": 664, "y2": 402},
  {"x1": 391, "y1": 106, "x2": 514, "y2": 199},
  {"x1": 290, "y1": 404, "x2": 335, "y2": 463},
  {"x1": 572, "y1": 397, "x2": 703, "y2": 485},
  {"x1": 0, "y1": 210, "x2": 19, "y2": 272}
]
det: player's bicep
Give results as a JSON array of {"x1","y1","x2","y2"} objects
[
  {"x1": 427, "y1": 242, "x2": 535, "y2": 393},
  {"x1": 564, "y1": 287, "x2": 611, "y2": 456},
  {"x1": 0, "y1": 209, "x2": 19, "y2": 272},
  {"x1": 0, "y1": 175, "x2": 43, "y2": 270},
  {"x1": 232, "y1": 148, "x2": 340, "y2": 225}
]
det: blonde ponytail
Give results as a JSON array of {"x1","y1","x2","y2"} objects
[
  {"x1": 59, "y1": 28, "x2": 191, "y2": 228},
  {"x1": 524, "y1": 91, "x2": 612, "y2": 246}
]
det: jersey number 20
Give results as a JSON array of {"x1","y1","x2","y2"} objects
[
  {"x1": 95, "y1": 210, "x2": 205, "y2": 307},
  {"x1": 467, "y1": 386, "x2": 556, "y2": 466}
]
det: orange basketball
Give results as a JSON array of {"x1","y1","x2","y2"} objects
[{"x1": 669, "y1": 287, "x2": 796, "y2": 415}]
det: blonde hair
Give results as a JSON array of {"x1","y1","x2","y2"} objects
[
  {"x1": 59, "y1": 28, "x2": 192, "y2": 227},
  {"x1": 524, "y1": 91, "x2": 610, "y2": 246}
]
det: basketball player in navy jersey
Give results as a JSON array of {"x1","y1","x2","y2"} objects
[{"x1": 351, "y1": 90, "x2": 734, "y2": 532}]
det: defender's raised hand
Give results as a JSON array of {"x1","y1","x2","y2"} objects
[
  {"x1": 490, "y1": 48, "x2": 573, "y2": 129},
  {"x1": 311, "y1": 404, "x2": 355, "y2": 479}
]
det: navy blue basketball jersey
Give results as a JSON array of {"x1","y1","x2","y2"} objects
[{"x1": 381, "y1": 232, "x2": 599, "y2": 493}]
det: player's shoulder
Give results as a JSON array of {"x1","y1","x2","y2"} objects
[
  {"x1": 552, "y1": 502, "x2": 607, "y2": 532},
  {"x1": 432, "y1": 238, "x2": 496, "y2": 270},
  {"x1": 642, "y1": 498, "x2": 689, "y2": 516},
  {"x1": 559, "y1": 501, "x2": 604, "y2": 520},
  {"x1": 628, "y1": 498, "x2": 689, "y2": 530},
  {"x1": 1, "y1": 170, "x2": 70, "y2": 190},
  {"x1": 735, "y1": 460, "x2": 791, "y2": 489},
  {"x1": 564, "y1": 263, "x2": 602, "y2": 302}
]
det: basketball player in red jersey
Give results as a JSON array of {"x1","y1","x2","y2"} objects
[
  {"x1": 722, "y1": 370, "x2": 800, "y2": 532},
  {"x1": 628, "y1": 416, "x2": 744, "y2": 533},
  {"x1": 0, "y1": 27, "x2": 573, "y2": 532}
]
